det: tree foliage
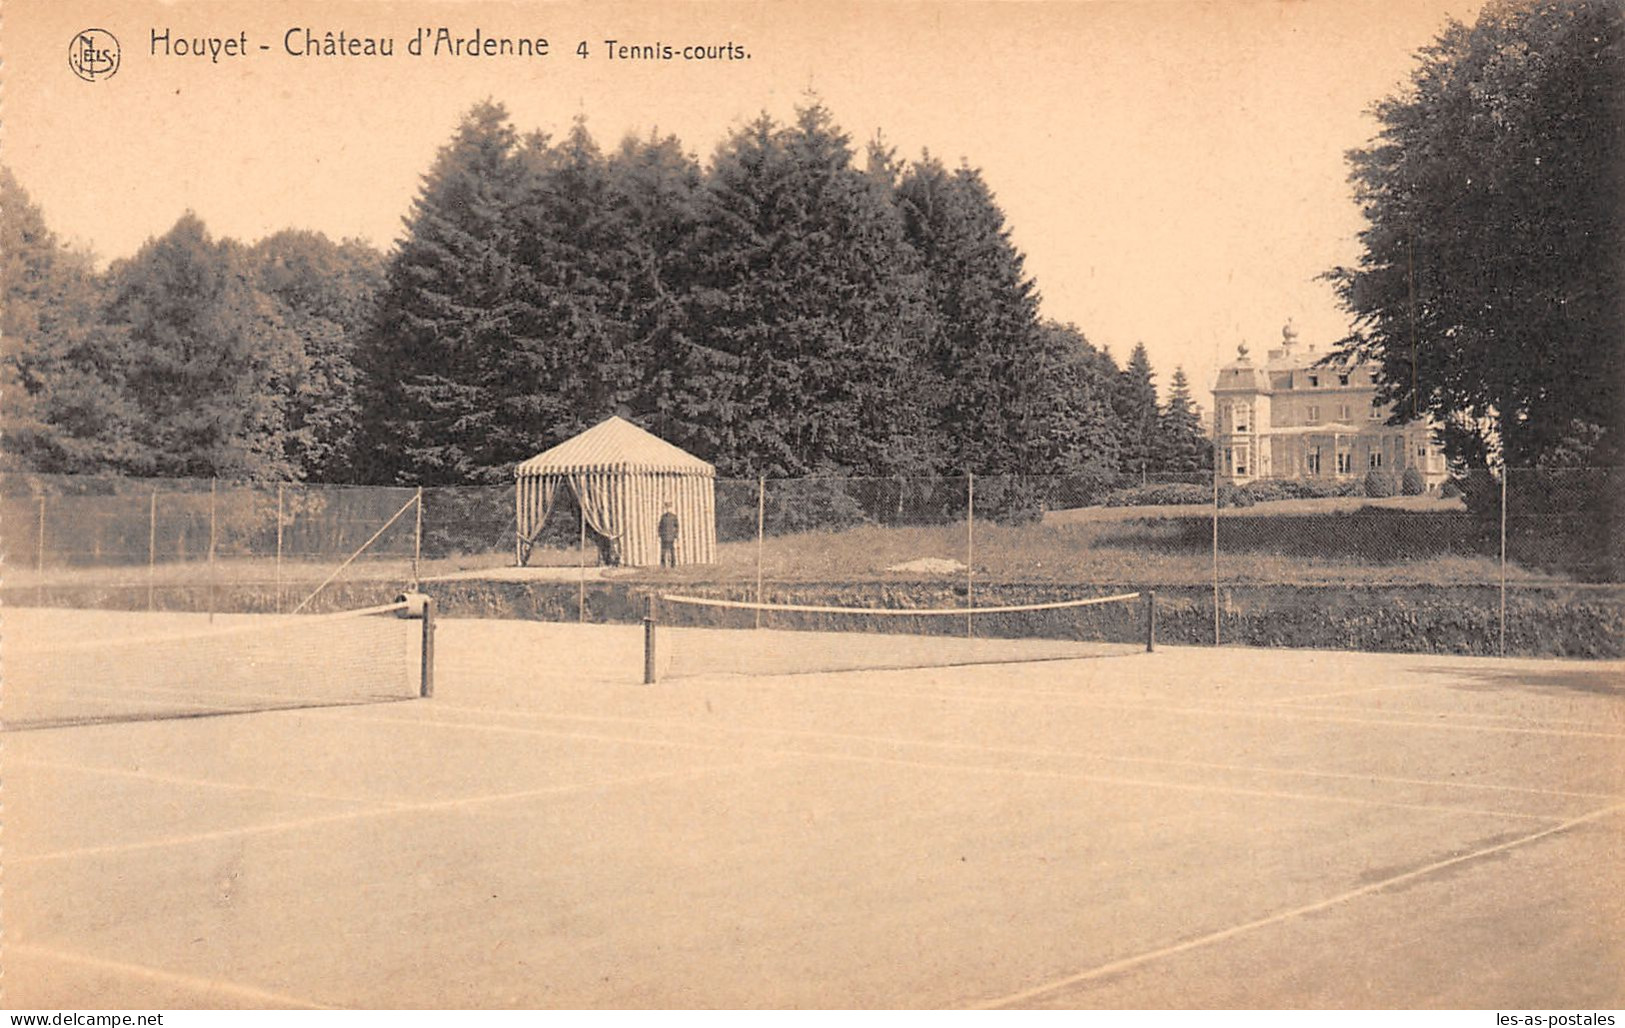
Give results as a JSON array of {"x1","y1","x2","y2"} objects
[
  {"x1": 1112, "y1": 342, "x2": 1159, "y2": 476},
  {"x1": 355, "y1": 100, "x2": 528, "y2": 485},
  {"x1": 684, "y1": 105, "x2": 934, "y2": 477},
  {"x1": 102, "y1": 213, "x2": 304, "y2": 479},
  {"x1": 1326, "y1": 0, "x2": 1624, "y2": 468},
  {"x1": 897, "y1": 157, "x2": 1054, "y2": 475},
  {"x1": 1155, "y1": 366, "x2": 1211, "y2": 473},
  {"x1": 248, "y1": 230, "x2": 385, "y2": 481},
  {"x1": 0, "y1": 168, "x2": 133, "y2": 473},
  {"x1": 4, "y1": 95, "x2": 1218, "y2": 493}
]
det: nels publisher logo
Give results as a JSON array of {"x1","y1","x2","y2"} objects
[{"x1": 69, "y1": 29, "x2": 121, "y2": 81}]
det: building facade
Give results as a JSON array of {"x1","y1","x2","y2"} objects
[{"x1": 1211, "y1": 321, "x2": 1448, "y2": 488}]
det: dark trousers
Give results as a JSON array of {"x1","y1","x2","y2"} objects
[{"x1": 660, "y1": 540, "x2": 676, "y2": 567}]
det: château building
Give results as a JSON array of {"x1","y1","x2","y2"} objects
[{"x1": 1211, "y1": 320, "x2": 1447, "y2": 488}]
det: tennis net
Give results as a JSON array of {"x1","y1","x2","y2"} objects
[
  {"x1": 2, "y1": 599, "x2": 433, "y2": 730},
  {"x1": 645, "y1": 589, "x2": 1152, "y2": 682}
]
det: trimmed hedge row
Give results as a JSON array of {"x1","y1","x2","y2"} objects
[{"x1": 1103, "y1": 478, "x2": 1366, "y2": 509}]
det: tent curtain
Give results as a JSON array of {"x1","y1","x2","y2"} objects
[
  {"x1": 520, "y1": 478, "x2": 561, "y2": 542},
  {"x1": 568, "y1": 473, "x2": 621, "y2": 541}
]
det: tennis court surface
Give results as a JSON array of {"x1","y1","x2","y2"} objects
[{"x1": 4, "y1": 610, "x2": 1622, "y2": 1008}]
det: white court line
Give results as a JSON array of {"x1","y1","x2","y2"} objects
[
  {"x1": 974, "y1": 800, "x2": 1625, "y2": 1009},
  {"x1": 688, "y1": 674, "x2": 1625, "y2": 740},
  {"x1": 324, "y1": 707, "x2": 1562, "y2": 823},
  {"x1": 431, "y1": 702, "x2": 1625, "y2": 802},
  {"x1": 12, "y1": 757, "x2": 783, "y2": 865},
  {"x1": 1267, "y1": 680, "x2": 1440, "y2": 704},
  {"x1": 5, "y1": 942, "x2": 328, "y2": 1009},
  {"x1": 8, "y1": 756, "x2": 414, "y2": 809},
  {"x1": 1266, "y1": 696, "x2": 1624, "y2": 729}
]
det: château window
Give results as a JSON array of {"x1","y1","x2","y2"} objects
[
  {"x1": 1338, "y1": 374, "x2": 1350, "y2": 386},
  {"x1": 1369, "y1": 452, "x2": 1383, "y2": 469},
  {"x1": 1338, "y1": 404, "x2": 1351, "y2": 422},
  {"x1": 1306, "y1": 405, "x2": 1321, "y2": 424},
  {"x1": 1307, "y1": 374, "x2": 1320, "y2": 388},
  {"x1": 1234, "y1": 404, "x2": 1250, "y2": 433},
  {"x1": 1337, "y1": 452, "x2": 1352, "y2": 475}
]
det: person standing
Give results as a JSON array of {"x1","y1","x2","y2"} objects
[{"x1": 657, "y1": 503, "x2": 679, "y2": 567}]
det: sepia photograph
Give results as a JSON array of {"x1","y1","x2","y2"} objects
[{"x1": 2, "y1": 0, "x2": 1621, "y2": 1013}]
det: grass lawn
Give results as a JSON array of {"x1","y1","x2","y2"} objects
[{"x1": 5, "y1": 493, "x2": 1568, "y2": 593}]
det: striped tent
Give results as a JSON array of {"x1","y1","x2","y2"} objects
[{"x1": 514, "y1": 417, "x2": 716, "y2": 567}]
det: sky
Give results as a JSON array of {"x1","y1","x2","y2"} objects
[{"x1": 6, "y1": 0, "x2": 1489, "y2": 414}]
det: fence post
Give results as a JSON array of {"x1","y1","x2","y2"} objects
[
  {"x1": 208, "y1": 478, "x2": 218, "y2": 623},
  {"x1": 755, "y1": 476, "x2": 766, "y2": 629},
  {"x1": 514, "y1": 477, "x2": 523, "y2": 567},
  {"x1": 275, "y1": 483, "x2": 285, "y2": 614},
  {"x1": 1211, "y1": 467, "x2": 1220, "y2": 646},
  {"x1": 37, "y1": 494, "x2": 46, "y2": 606},
  {"x1": 413, "y1": 485, "x2": 424, "y2": 590},
  {"x1": 966, "y1": 472, "x2": 975, "y2": 638},
  {"x1": 1499, "y1": 468, "x2": 1508, "y2": 658},
  {"x1": 149, "y1": 489, "x2": 158, "y2": 613}
]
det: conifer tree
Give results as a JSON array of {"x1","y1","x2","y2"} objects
[
  {"x1": 608, "y1": 132, "x2": 705, "y2": 445},
  {"x1": 1113, "y1": 342, "x2": 1159, "y2": 478},
  {"x1": 896, "y1": 158, "x2": 1049, "y2": 475},
  {"x1": 355, "y1": 100, "x2": 526, "y2": 484},
  {"x1": 1155, "y1": 366, "x2": 1211, "y2": 473},
  {"x1": 1035, "y1": 320, "x2": 1122, "y2": 482},
  {"x1": 685, "y1": 103, "x2": 933, "y2": 477},
  {"x1": 502, "y1": 120, "x2": 643, "y2": 453}
]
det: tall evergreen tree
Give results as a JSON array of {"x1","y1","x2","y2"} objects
[
  {"x1": 355, "y1": 100, "x2": 527, "y2": 484},
  {"x1": 102, "y1": 213, "x2": 303, "y2": 479},
  {"x1": 896, "y1": 158, "x2": 1051, "y2": 475},
  {"x1": 1154, "y1": 366, "x2": 1211, "y2": 473},
  {"x1": 1034, "y1": 321, "x2": 1122, "y2": 481},
  {"x1": 608, "y1": 132, "x2": 705, "y2": 444},
  {"x1": 1113, "y1": 342, "x2": 1160, "y2": 478},
  {"x1": 685, "y1": 103, "x2": 933, "y2": 477},
  {"x1": 500, "y1": 120, "x2": 643, "y2": 454}
]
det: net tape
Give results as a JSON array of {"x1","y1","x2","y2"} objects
[{"x1": 657, "y1": 591, "x2": 1142, "y2": 617}]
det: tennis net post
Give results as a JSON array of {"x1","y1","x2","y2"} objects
[
  {"x1": 1145, "y1": 589, "x2": 1156, "y2": 653},
  {"x1": 644, "y1": 593, "x2": 658, "y2": 685},
  {"x1": 397, "y1": 591, "x2": 436, "y2": 698}
]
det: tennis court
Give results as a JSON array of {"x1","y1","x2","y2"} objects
[{"x1": 4, "y1": 605, "x2": 1622, "y2": 1008}]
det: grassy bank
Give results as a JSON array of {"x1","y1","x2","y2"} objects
[{"x1": 10, "y1": 498, "x2": 1618, "y2": 659}]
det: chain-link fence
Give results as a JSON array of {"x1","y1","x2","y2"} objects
[{"x1": 4, "y1": 467, "x2": 1619, "y2": 656}]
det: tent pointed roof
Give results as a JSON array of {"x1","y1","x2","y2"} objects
[{"x1": 515, "y1": 417, "x2": 714, "y2": 477}]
